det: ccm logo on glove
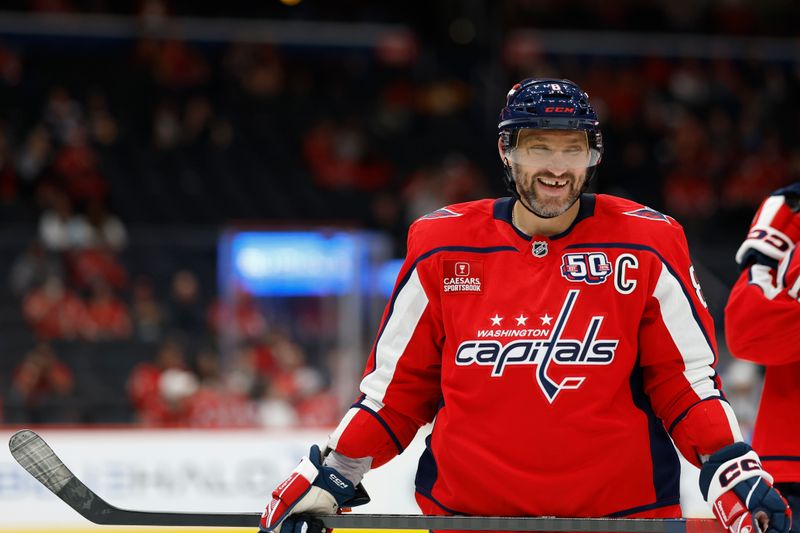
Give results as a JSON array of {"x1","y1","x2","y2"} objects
[
  {"x1": 328, "y1": 474, "x2": 349, "y2": 489},
  {"x1": 719, "y1": 458, "x2": 762, "y2": 487}
]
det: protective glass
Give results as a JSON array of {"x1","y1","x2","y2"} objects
[{"x1": 505, "y1": 130, "x2": 601, "y2": 168}]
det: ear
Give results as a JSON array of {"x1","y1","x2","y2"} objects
[{"x1": 497, "y1": 136, "x2": 507, "y2": 164}]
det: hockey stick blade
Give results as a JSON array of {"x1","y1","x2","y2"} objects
[
  {"x1": 8, "y1": 429, "x2": 260, "y2": 527},
  {"x1": 8, "y1": 429, "x2": 721, "y2": 531}
]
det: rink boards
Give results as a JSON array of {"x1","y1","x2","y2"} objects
[{"x1": 0, "y1": 427, "x2": 711, "y2": 531}]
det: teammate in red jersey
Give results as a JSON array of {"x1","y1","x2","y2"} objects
[
  {"x1": 725, "y1": 183, "x2": 800, "y2": 533},
  {"x1": 258, "y1": 79, "x2": 791, "y2": 533}
]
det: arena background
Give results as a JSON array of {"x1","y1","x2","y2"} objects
[{"x1": 0, "y1": 0, "x2": 798, "y2": 530}]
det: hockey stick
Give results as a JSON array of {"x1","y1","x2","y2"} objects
[{"x1": 9, "y1": 429, "x2": 720, "y2": 532}]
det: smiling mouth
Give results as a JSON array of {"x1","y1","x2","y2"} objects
[{"x1": 537, "y1": 177, "x2": 568, "y2": 188}]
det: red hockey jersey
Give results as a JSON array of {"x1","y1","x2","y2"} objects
[
  {"x1": 725, "y1": 249, "x2": 800, "y2": 483},
  {"x1": 329, "y1": 194, "x2": 742, "y2": 518}
]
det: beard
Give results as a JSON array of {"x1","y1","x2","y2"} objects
[{"x1": 513, "y1": 166, "x2": 586, "y2": 218}]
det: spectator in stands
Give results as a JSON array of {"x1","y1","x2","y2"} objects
[
  {"x1": 65, "y1": 200, "x2": 129, "y2": 290},
  {"x1": 224, "y1": 42, "x2": 286, "y2": 99},
  {"x1": 303, "y1": 118, "x2": 392, "y2": 192},
  {"x1": 402, "y1": 153, "x2": 490, "y2": 225},
  {"x1": 127, "y1": 337, "x2": 192, "y2": 426},
  {"x1": 723, "y1": 135, "x2": 790, "y2": 210},
  {"x1": 167, "y1": 270, "x2": 205, "y2": 336},
  {"x1": 8, "y1": 239, "x2": 64, "y2": 297},
  {"x1": 85, "y1": 90, "x2": 119, "y2": 146},
  {"x1": 6, "y1": 343, "x2": 77, "y2": 423},
  {"x1": 183, "y1": 349, "x2": 257, "y2": 427},
  {"x1": 85, "y1": 198, "x2": 128, "y2": 251},
  {"x1": 152, "y1": 99, "x2": 181, "y2": 151},
  {"x1": 182, "y1": 95, "x2": 214, "y2": 146},
  {"x1": 130, "y1": 275, "x2": 166, "y2": 343},
  {"x1": 67, "y1": 242, "x2": 128, "y2": 290},
  {"x1": 660, "y1": 112, "x2": 718, "y2": 220},
  {"x1": 52, "y1": 124, "x2": 107, "y2": 205},
  {"x1": 255, "y1": 377, "x2": 298, "y2": 428},
  {"x1": 207, "y1": 287, "x2": 267, "y2": 342},
  {"x1": 261, "y1": 334, "x2": 339, "y2": 426},
  {"x1": 224, "y1": 339, "x2": 277, "y2": 402},
  {"x1": 42, "y1": 85, "x2": 83, "y2": 146},
  {"x1": 82, "y1": 279, "x2": 133, "y2": 341},
  {"x1": 138, "y1": 39, "x2": 210, "y2": 90},
  {"x1": 17, "y1": 125, "x2": 52, "y2": 186},
  {"x1": 38, "y1": 188, "x2": 92, "y2": 252},
  {"x1": 157, "y1": 366, "x2": 199, "y2": 425},
  {"x1": 22, "y1": 274, "x2": 86, "y2": 340},
  {"x1": 267, "y1": 335, "x2": 321, "y2": 401}
]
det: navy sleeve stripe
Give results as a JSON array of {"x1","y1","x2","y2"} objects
[
  {"x1": 667, "y1": 396, "x2": 729, "y2": 435},
  {"x1": 352, "y1": 401, "x2": 405, "y2": 454}
]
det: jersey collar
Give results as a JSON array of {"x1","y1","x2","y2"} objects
[{"x1": 492, "y1": 194, "x2": 596, "y2": 242}]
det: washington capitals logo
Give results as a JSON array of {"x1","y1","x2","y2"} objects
[
  {"x1": 454, "y1": 290, "x2": 618, "y2": 403},
  {"x1": 623, "y1": 207, "x2": 672, "y2": 223},
  {"x1": 419, "y1": 208, "x2": 462, "y2": 220}
]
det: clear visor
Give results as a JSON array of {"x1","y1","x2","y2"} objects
[{"x1": 505, "y1": 130, "x2": 601, "y2": 168}]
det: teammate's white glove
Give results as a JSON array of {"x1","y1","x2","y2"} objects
[
  {"x1": 700, "y1": 442, "x2": 792, "y2": 533},
  {"x1": 259, "y1": 445, "x2": 369, "y2": 533},
  {"x1": 736, "y1": 183, "x2": 800, "y2": 268}
]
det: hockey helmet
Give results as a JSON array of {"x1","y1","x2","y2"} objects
[{"x1": 498, "y1": 78, "x2": 603, "y2": 192}]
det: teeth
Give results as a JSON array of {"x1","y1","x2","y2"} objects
[{"x1": 539, "y1": 178, "x2": 566, "y2": 187}]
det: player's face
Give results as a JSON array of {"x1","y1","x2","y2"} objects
[{"x1": 502, "y1": 129, "x2": 590, "y2": 218}]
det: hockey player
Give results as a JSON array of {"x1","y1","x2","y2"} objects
[
  {"x1": 259, "y1": 79, "x2": 791, "y2": 533},
  {"x1": 725, "y1": 183, "x2": 800, "y2": 533}
]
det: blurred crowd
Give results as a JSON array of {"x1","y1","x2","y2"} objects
[
  {"x1": 6, "y1": 263, "x2": 342, "y2": 428},
  {"x1": 1, "y1": 0, "x2": 798, "y2": 429}
]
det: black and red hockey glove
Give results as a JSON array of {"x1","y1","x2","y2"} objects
[
  {"x1": 736, "y1": 183, "x2": 800, "y2": 268},
  {"x1": 700, "y1": 442, "x2": 792, "y2": 533}
]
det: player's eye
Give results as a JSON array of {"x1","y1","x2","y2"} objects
[{"x1": 526, "y1": 146, "x2": 552, "y2": 154}]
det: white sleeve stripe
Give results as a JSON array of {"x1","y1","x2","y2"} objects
[
  {"x1": 327, "y1": 407, "x2": 360, "y2": 451},
  {"x1": 721, "y1": 400, "x2": 745, "y2": 442},
  {"x1": 748, "y1": 264, "x2": 783, "y2": 300},
  {"x1": 755, "y1": 196, "x2": 783, "y2": 227},
  {"x1": 360, "y1": 396, "x2": 385, "y2": 413},
  {"x1": 653, "y1": 263, "x2": 720, "y2": 399},
  {"x1": 361, "y1": 268, "x2": 429, "y2": 403}
]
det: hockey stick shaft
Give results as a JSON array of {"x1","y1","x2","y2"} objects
[{"x1": 9, "y1": 429, "x2": 721, "y2": 531}]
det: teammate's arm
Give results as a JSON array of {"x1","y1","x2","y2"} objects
[{"x1": 726, "y1": 183, "x2": 800, "y2": 365}]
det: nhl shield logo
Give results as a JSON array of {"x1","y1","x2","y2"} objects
[{"x1": 531, "y1": 241, "x2": 548, "y2": 257}]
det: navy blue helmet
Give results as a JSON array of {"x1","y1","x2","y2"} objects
[
  {"x1": 499, "y1": 78, "x2": 603, "y2": 156},
  {"x1": 498, "y1": 78, "x2": 603, "y2": 193}
]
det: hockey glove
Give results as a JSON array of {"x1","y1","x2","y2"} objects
[
  {"x1": 736, "y1": 183, "x2": 800, "y2": 268},
  {"x1": 259, "y1": 445, "x2": 370, "y2": 533},
  {"x1": 700, "y1": 442, "x2": 792, "y2": 533}
]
